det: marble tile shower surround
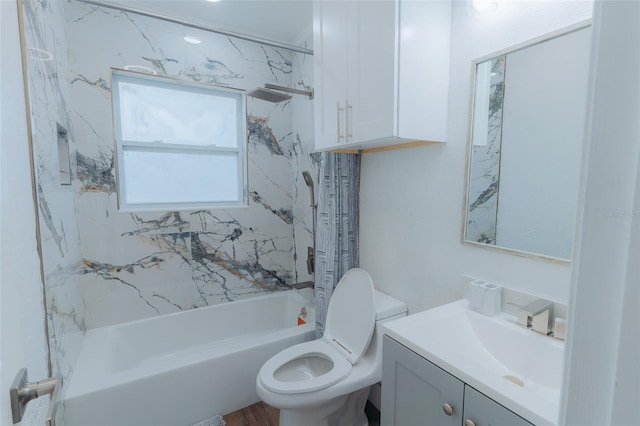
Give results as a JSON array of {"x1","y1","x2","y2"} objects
[
  {"x1": 21, "y1": 0, "x2": 86, "y2": 386},
  {"x1": 65, "y1": 2, "x2": 318, "y2": 326},
  {"x1": 466, "y1": 57, "x2": 505, "y2": 245},
  {"x1": 21, "y1": 0, "x2": 317, "y2": 387},
  {"x1": 290, "y1": 39, "x2": 320, "y2": 287}
]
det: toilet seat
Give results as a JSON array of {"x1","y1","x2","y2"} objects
[
  {"x1": 259, "y1": 340, "x2": 352, "y2": 394},
  {"x1": 258, "y1": 268, "x2": 376, "y2": 395}
]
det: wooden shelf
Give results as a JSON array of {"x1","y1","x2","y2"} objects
[{"x1": 316, "y1": 139, "x2": 443, "y2": 154}]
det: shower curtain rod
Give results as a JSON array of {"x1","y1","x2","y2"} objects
[{"x1": 75, "y1": 0, "x2": 314, "y2": 56}]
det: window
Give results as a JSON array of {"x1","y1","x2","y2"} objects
[{"x1": 111, "y1": 70, "x2": 247, "y2": 210}]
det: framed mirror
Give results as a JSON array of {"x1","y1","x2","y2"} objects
[{"x1": 463, "y1": 22, "x2": 592, "y2": 262}]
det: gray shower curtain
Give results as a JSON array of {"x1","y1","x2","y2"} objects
[{"x1": 314, "y1": 152, "x2": 360, "y2": 338}]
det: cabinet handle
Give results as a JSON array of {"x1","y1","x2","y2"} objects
[
  {"x1": 337, "y1": 102, "x2": 345, "y2": 143},
  {"x1": 345, "y1": 99, "x2": 352, "y2": 142},
  {"x1": 442, "y1": 403, "x2": 454, "y2": 416},
  {"x1": 464, "y1": 420, "x2": 476, "y2": 426}
]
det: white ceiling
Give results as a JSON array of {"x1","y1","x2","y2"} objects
[{"x1": 99, "y1": 0, "x2": 313, "y2": 47}]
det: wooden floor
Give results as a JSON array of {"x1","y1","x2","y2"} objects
[
  {"x1": 223, "y1": 402, "x2": 279, "y2": 426},
  {"x1": 222, "y1": 401, "x2": 380, "y2": 426}
]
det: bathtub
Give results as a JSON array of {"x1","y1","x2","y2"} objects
[{"x1": 63, "y1": 291, "x2": 315, "y2": 426}]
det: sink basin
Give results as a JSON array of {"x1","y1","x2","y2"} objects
[
  {"x1": 467, "y1": 307, "x2": 564, "y2": 390},
  {"x1": 382, "y1": 299, "x2": 565, "y2": 425}
]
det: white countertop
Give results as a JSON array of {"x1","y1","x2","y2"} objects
[{"x1": 382, "y1": 299, "x2": 564, "y2": 425}]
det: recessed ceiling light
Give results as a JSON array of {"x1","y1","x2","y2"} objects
[
  {"x1": 183, "y1": 36, "x2": 202, "y2": 45},
  {"x1": 472, "y1": 0, "x2": 498, "y2": 13},
  {"x1": 206, "y1": 0, "x2": 220, "y2": 2}
]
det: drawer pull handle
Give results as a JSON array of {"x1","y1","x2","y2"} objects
[
  {"x1": 442, "y1": 403, "x2": 454, "y2": 416},
  {"x1": 464, "y1": 420, "x2": 477, "y2": 426}
]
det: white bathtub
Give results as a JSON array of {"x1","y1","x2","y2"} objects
[{"x1": 63, "y1": 291, "x2": 315, "y2": 426}]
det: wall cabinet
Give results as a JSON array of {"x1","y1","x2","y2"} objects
[
  {"x1": 382, "y1": 336, "x2": 535, "y2": 426},
  {"x1": 312, "y1": 0, "x2": 451, "y2": 152}
]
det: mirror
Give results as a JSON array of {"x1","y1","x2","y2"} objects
[{"x1": 464, "y1": 24, "x2": 591, "y2": 261}]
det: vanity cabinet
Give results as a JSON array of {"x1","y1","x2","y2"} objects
[
  {"x1": 382, "y1": 336, "x2": 535, "y2": 426},
  {"x1": 312, "y1": 0, "x2": 451, "y2": 152}
]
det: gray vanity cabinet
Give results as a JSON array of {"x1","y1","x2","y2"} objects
[
  {"x1": 382, "y1": 336, "x2": 464, "y2": 426},
  {"x1": 382, "y1": 336, "x2": 534, "y2": 426}
]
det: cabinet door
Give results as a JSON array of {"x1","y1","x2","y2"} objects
[
  {"x1": 396, "y1": 0, "x2": 451, "y2": 142},
  {"x1": 463, "y1": 386, "x2": 534, "y2": 426},
  {"x1": 313, "y1": 0, "x2": 350, "y2": 149},
  {"x1": 348, "y1": 0, "x2": 396, "y2": 144},
  {"x1": 382, "y1": 336, "x2": 464, "y2": 426}
]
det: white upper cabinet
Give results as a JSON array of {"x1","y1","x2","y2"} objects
[{"x1": 313, "y1": 0, "x2": 452, "y2": 152}]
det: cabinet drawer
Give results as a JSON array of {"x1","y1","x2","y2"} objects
[{"x1": 463, "y1": 386, "x2": 534, "y2": 426}]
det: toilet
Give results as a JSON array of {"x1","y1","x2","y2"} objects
[{"x1": 256, "y1": 268, "x2": 407, "y2": 426}]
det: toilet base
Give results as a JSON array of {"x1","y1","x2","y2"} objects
[{"x1": 278, "y1": 387, "x2": 371, "y2": 426}]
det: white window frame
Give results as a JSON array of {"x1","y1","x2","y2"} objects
[{"x1": 111, "y1": 69, "x2": 248, "y2": 211}]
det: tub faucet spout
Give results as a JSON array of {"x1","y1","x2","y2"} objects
[{"x1": 292, "y1": 281, "x2": 314, "y2": 290}]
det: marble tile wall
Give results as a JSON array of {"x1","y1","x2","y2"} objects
[
  {"x1": 22, "y1": 0, "x2": 317, "y2": 386},
  {"x1": 291, "y1": 38, "x2": 320, "y2": 289},
  {"x1": 64, "y1": 1, "x2": 317, "y2": 328},
  {"x1": 21, "y1": 0, "x2": 86, "y2": 384}
]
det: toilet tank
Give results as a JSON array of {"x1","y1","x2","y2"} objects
[
  {"x1": 368, "y1": 289, "x2": 406, "y2": 367},
  {"x1": 374, "y1": 290, "x2": 407, "y2": 322},
  {"x1": 369, "y1": 290, "x2": 407, "y2": 411},
  {"x1": 367, "y1": 289, "x2": 406, "y2": 368}
]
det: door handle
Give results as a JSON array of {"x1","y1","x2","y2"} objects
[
  {"x1": 345, "y1": 99, "x2": 352, "y2": 142},
  {"x1": 337, "y1": 102, "x2": 345, "y2": 143},
  {"x1": 10, "y1": 368, "x2": 62, "y2": 426}
]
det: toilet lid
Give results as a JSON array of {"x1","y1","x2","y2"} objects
[{"x1": 323, "y1": 268, "x2": 375, "y2": 365}]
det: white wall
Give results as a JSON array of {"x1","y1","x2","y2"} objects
[
  {"x1": 610, "y1": 174, "x2": 640, "y2": 426},
  {"x1": 562, "y1": 0, "x2": 640, "y2": 424},
  {"x1": 359, "y1": 0, "x2": 592, "y2": 313},
  {"x1": 497, "y1": 27, "x2": 590, "y2": 260}
]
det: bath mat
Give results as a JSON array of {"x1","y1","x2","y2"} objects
[{"x1": 190, "y1": 414, "x2": 225, "y2": 426}]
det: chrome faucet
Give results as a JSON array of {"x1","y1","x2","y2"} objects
[{"x1": 517, "y1": 299, "x2": 554, "y2": 335}]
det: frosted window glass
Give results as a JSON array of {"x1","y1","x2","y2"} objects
[
  {"x1": 122, "y1": 148, "x2": 240, "y2": 205},
  {"x1": 118, "y1": 81, "x2": 239, "y2": 148},
  {"x1": 112, "y1": 71, "x2": 246, "y2": 210}
]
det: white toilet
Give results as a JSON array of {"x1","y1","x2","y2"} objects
[{"x1": 256, "y1": 268, "x2": 407, "y2": 426}]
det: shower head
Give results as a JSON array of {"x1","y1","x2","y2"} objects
[
  {"x1": 302, "y1": 171, "x2": 313, "y2": 188},
  {"x1": 302, "y1": 170, "x2": 316, "y2": 209},
  {"x1": 302, "y1": 170, "x2": 317, "y2": 277},
  {"x1": 247, "y1": 84, "x2": 314, "y2": 103},
  {"x1": 246, "y1": 87, "x2": 292, "y2": 103}
]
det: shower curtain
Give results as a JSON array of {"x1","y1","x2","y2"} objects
[{"x1": 314, "y1": 152, "x2": 360, "y2": 338}]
